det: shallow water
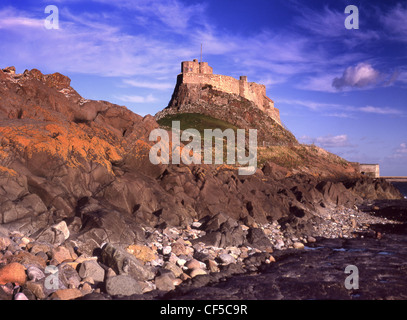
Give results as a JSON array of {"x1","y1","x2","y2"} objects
[{"x1": 391, "y1": 182, "x2": 407, "y2": 198}]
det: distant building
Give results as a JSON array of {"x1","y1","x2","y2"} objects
[{"x1": 359, "y1": 164, "x2": 380, "y2": 178}]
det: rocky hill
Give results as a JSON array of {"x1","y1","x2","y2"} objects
[
  {"x1": 0, "y1": 66, "x2": 403, "y2": 300},
  {"x1": 156, "y1": 82, "x2": 297, "y2": 145}
]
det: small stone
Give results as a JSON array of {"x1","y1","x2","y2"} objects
[
  {"x1": 27, "y1": 266, "x2": 45, "y2": 281},
  {"x1": 30, "y1": 242, "x2": 52, "y2": 255},
  {"x1": 207, "y1": 259, "x2": 219, "y2": 273},
  {"x1": 307, "y1": 236, "x2": 316, "y2": 243},
  {"x1": 0, "y1": 262, "x2": 26, "y2": 285},
  {"x1": 162, "y1": 246, "x2": 172, "y2": 255},
  {"x1": 52, "y1": 246, "x2": 72, "y2": 264},
  {"x1": 164, "y1": 262, "x2": 183, "y2": 277},
  {"x1": 191, "y1": 221, "x2": 202, "y2": 229},
  {"x1": 190, "y1": 269, "x2": 207, "y2": 278},
  {"x1": 150, "y1": 257, "x2": 164, "y2": 267},
  {"x1": 52, "y1": 221, "x2": 70, "y2": 241},
  {"x1": 154, "y1": 273, "x2": 175, "y2": 291},
  {"x1": 176, "y1": 258, "x2": 187, "y2": 267},
  {"x1": 58, "y1": 264, "x2": 81, "y2": 288},
  {"x1": 179, "y1": 273, "x2": 191, "y2": 281},
  {"x1": 105, "y1": 268, "x2": 117, "y2": 279},
  {"x1": 14, "y1": 292, "x2": 29, "y2": 300},
  {"x1": 185, "y1": 259, "x2": 201, "y2": 270},
  {"x1": 293, "y1": 242, "x2": 305, "y2": 250},
  {"x1": 78, "y1": 260, "x2": 105, "y2": 283},
  {"x1": 219, "y1": 253, "x2": 236, "y2": 265},
  {"x1": 20, "y1": 237, "x2": 31, "y2": 246},
  {"x1": 171, "y1": 242, "x2": 187, "y2": 256},
  {"x1": 105, "y1": 275, "x2": 144, "y2": 296},
  {"x1": 126, "y1": 244, "x2": 157, "y2": 263},
  {"x1": 9, "y1": 251, "x2": 47, "y2": 269},
  {"x1": 51, "y1": 288, "x2": 83, "y2": 300},
  {"x1": 80, "y1": 282, "x2": 93, "y2": 295},
  {"x1": 0, "y1": 237, "x2": 11, "y2": 251},
  {"x1": 168, "y1": 253, "x2": 179, "y2": 264},
  {"x1": 26, "y1": 281, "x2": 46, "y2": 300},
  {"x1": 173, "y1": 278, "x2": 183, "y2": 286}
]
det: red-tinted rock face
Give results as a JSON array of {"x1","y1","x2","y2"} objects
[{"x1": 0, "y1": 66, "x2": 402, "y2": 254}]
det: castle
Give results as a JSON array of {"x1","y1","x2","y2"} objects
[{"x1": 178, "y1": 59, "x2": 281, "y2": 125}]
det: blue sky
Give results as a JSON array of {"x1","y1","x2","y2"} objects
[{"x1": 1, "y1": 0, "x2": 406, "y2": 175}]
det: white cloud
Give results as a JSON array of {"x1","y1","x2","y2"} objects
[
  {"x1": 359, "y1": 106, "x2": 403, "y2": 115},
  {"x1": 122, "y1": 79, "x2": 174, "y2": 90},
  {"x1": 300, "y1": 134, "x2": 351, "y2": 148},
  {"x1": 315, "y1": 135, "x2": 350, "y2": 148},
  {"x1": 115, "y1": 94, "x2": 157, "y2": 103},
  {"x1": 332, "y1": 63, "x2": 380, "y2": 90},
  {"x1": 381, "y1": 3, "x2": 407, "y2": 42}
]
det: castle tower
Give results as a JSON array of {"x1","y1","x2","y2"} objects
[{"x1": 181, "y1": 59, "x2": 213, "y2": 75}]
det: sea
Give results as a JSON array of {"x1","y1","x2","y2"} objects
[{"x1": 391, "y1": 182, "x2": 407, "y2": 199}]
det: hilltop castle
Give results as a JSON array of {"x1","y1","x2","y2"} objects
[{"x1": 177, "y1": 59, "x2": 281, "y2": 125}]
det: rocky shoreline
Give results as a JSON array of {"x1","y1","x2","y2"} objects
[
  {"x1": 1, "y1": 67, "x2": 406, "y2": 301},
  {"x1": 0, "y1": 199, "x2": 404, "y2": 300}
]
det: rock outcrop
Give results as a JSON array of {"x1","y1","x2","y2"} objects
[
  {"x1": 0, "y1": 66, "x2": 405, "y2": 300},
  {"x1": 0, "y1": 66, "x2": 403, "y2": 254},
  {"x1": 156, "y1": 81, "x2": 297, "y2": 145}
]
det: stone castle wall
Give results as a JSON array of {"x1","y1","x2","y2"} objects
[{"x1": 179, "y1": 60, "x2": 280, "y2": 124}]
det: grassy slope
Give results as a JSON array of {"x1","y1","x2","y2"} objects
[{"x1": 157, "y1": 113, "x2": 357, "y2": 179}]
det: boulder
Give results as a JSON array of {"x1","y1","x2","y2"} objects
[{"x1": 100, "y1": 243, "x2": 155, "y2": 281}]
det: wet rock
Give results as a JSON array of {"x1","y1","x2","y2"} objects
[
  {"x1": 78, "y1": 260, "x2": 105, "y2": 283},
  {"x1": 191, "y1": 232, "x2": 222, "y2": 247},
  {"x1": 8, "y1": 251, "x2": 47, "y2": 269},
  {"x1": 58, "y1": 264, "x2": 81, "y2": 288},
  {"x1": 185, "y1": 259, "x2": 202, "y2": 270},
  {"x1": 100, "y1": 243, "x2": 155, "y2": 281},
  {"x1": 293, "y1": 242, "x2": 305, "y2": 250},
  {"x1": 219, "y1": 253, "x2": 236, "y2": 265},
  {"x1": 14, "y1": 292, "x2": 29, "y2": 300},
  {"x1": 52, "y1": 246, "x2": 73, "y2": 264},
  {"x1": 154, "y1": 273, "x2": 175, "y2": 291},
  {"x1": 105, "y1": 275, "x2": 145, "y2": 296},
  {"x1": 164, "y1": 262, "x2": 183, "y2": 278},
  {"x1": 27, "y1": 266, "x2": 45, "y2": 281},
  {"x1": 25, "y1": 281, "x2": 46, "y2": 300},
  {"x1": 246, "y1": 228, "x2": 272, "y2": 250},
  {"x1": 171, "y1": 242, "x2": 187, "y2": 256},
  {"x1": 190, "y1": 269, "x2": 207, "y2": 278},
  {"x1": 51, "y1": 288, "x2": 83, "y2": 300}
]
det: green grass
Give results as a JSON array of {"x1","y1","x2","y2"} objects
[{"x1": 157, "y1": 113, "x2": 239, "y2": 134}]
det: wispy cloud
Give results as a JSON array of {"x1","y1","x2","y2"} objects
[
  {"x1": 122, "y1": 79, "x2": 174, "y2": 90},
  {"x1": 381, "y1": 3, "x2": 407, "y2": 42},
  {"x1": 300, "y1": 134, "x2": 352, "y2": 148},
  {"x1": 277, "y1": 98, "x2": 403, "y2": 117},
  {"x1": 115, "y1": 94, "x2": 157, "y2": 103},
  {"x1": 359, "y1": 106, "x2": 403, "y2": 115}
]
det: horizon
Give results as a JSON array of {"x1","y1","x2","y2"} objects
[{"x1": 1, "y1": 0, "x2": 406, "y2": 175}]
